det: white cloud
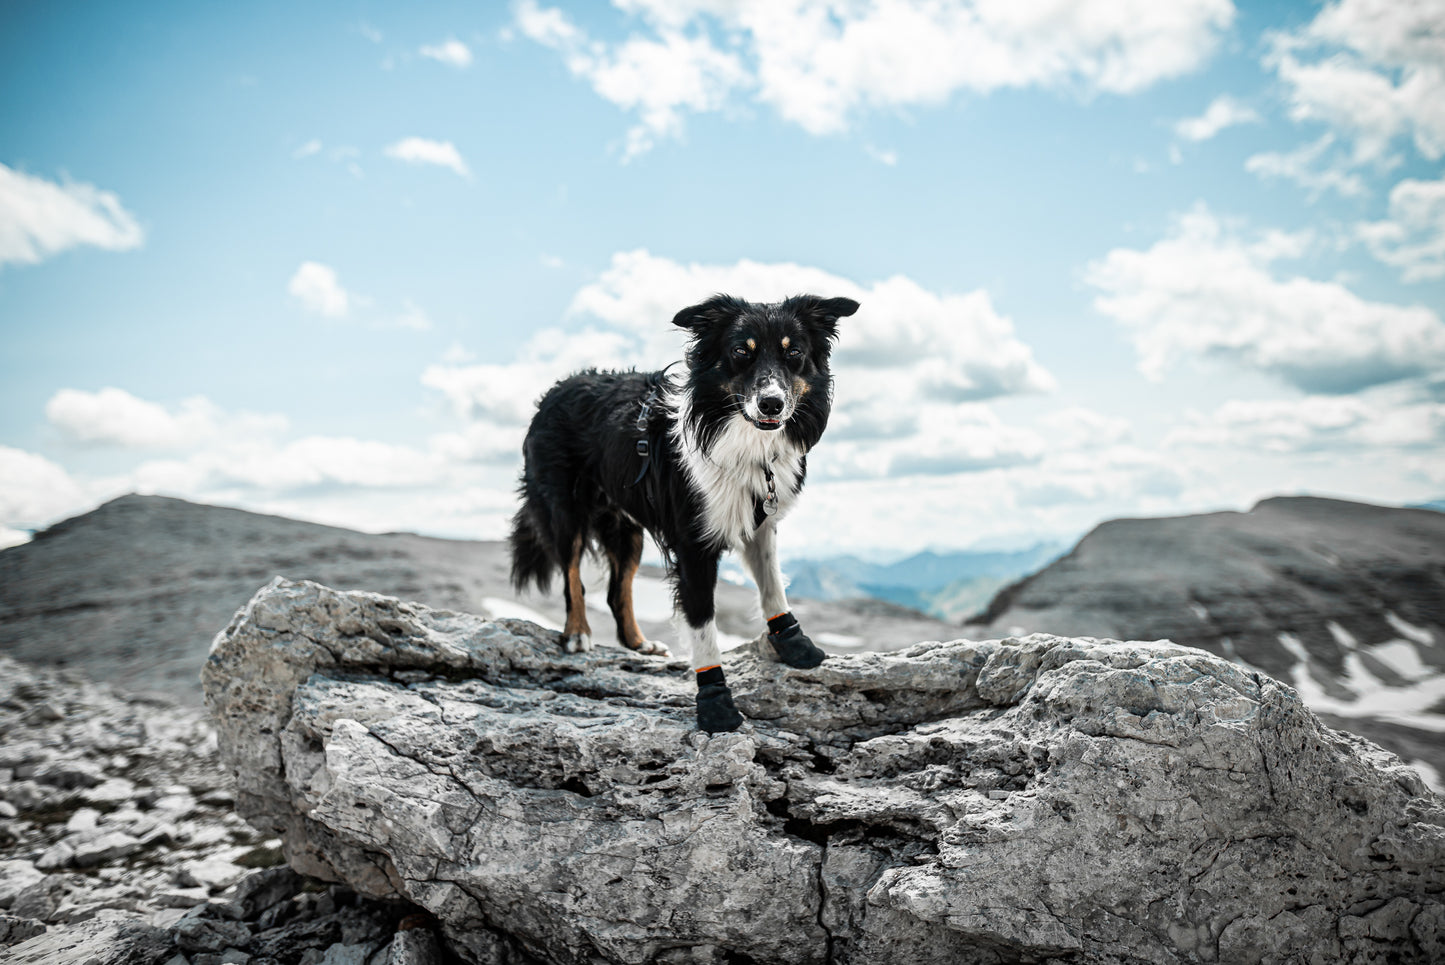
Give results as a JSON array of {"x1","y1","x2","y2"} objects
[
  {"x1": 1358, "y1": 176, "x2": 1445, "y2": 282},
  {"x1": 1174, "y1": 95, "x2": 1260, "y2": 141},
  {"x1": 0, "y1": 163, "x2": 144, "y2": 268},
  {"x1": 517, "y1": 0, "x2": 1234, "y2": 152},
  {"x1": 566, "y1": 249, "x2": 1054, "y2": 403},
  {"x1": 45, "y1": 388, "x2": 286, "y2": 450},
  {"x1": 293, "y1": 138, "x2": 323, "y2": 159},
  {"x1": 383, "y1": 137, "x2": 471, "y2": 177},
  {"x1": 1267, "y1": 0, "x2": 1445, "y2": 165},
  {"x1": 1167, "y1": 390, "x2": 1445, "y2": 454},
  {"x1": 288, "y1": 261, "x2": 354, "y2": 317},
  {"x1": 1244, "y1": 134, "x2": 1366, "y2": 198},
  {"x1": 419, "y1": 37, "x2": 473, "y2": 68},
  {"x1": 1086, "y1": 204, "x2": 1445, "y2": 394},
  {"x1": 516, "y1": 1, "x2": 747, "y2": 159},
  {"x1": 0, "y1": 445, "x2": 90, "y2": 543},
  {"x1": 425, "y1": 249, "x2": 1053, "y2": 484}
]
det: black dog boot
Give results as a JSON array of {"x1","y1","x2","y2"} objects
[
  {"x1": 695, "y1": 666, "x2": 744, "y2": 733},
  {"x1": 767, "y1": 612, "x2": 826, "y2": 669}
]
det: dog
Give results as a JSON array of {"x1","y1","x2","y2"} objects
[{"x1": 508, "y1": 293, "x2": 859, "y2": 732}]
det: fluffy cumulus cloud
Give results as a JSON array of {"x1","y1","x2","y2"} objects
[
  {"x1": 419, "y1": 37, "x2": 473, "y2": 68},
  {"x1": 1086, "y1": 204, "x2": 1445, "y2": 394},
  {"x1": 0, "y1": 163, "x2": 144, "y2": 268},
  {"x1": 1358, "y1": 176, "x2": 1445, "y2": 282},
  {"x1": 287, "y1": 261, "x2": 353, "y2": 317},
  {"x1": 45, "y1": 387, "x2": 287, "y2": 450},
  {"x1": 1174, "y1": 95, "x2": 1260, "y2": 142},
  {"x1": 1266, "y1": 0, "x2": 1445, "y2": 165},
  {"x1": 383, "y1": 137, "x2": 470, "y2": 177},
  {"x1": 424, "y1": 249, "x2": 1053, "y2": 479},
  {"x1": 517, "y1": 0, "x2": 1234, "y2": 153}
]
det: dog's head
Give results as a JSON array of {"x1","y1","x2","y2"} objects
[{"x1": 672, "y1": 294, "x2": 859, "y2": 433}]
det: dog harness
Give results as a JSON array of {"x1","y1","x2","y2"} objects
[{"x1": 628, "y1": 364, "x2": 678, "y2": 490}]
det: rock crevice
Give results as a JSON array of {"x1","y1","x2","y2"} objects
[{"x1": 204, "y1": 578, "x2": 1445, "y2": 964}]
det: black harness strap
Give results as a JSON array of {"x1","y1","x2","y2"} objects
[{"x1": 628, "y1": 363, "x2": 678, "y2": 490}]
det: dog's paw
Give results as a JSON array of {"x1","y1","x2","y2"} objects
[
  {"x1": 626, "y1": 639, "x2": 672, "y2": 657},
  {"x1": 768, "y1": 620, "x2": 826, "y2": 669},
  {"x1": 563, "y1": 632, "x2": 593, "y2": 654},
  {"x1": 696, "y1": 682, "x2": 744, "y2": 733}
]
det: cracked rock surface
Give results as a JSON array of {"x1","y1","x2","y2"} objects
[{"x1": 206, "y1": 578, "x2": 1445, "y2": 964}]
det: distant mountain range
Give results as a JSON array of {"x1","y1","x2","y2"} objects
[
  {"x1": 968, "y1": 495, "x2": 1445, "y2": 787},
  {"x1": 786, "y1": 543, "x2": 1066, "y2": 621},
  {"x1": 0, "y1": 495, "x2": 960, "y2": 702}
]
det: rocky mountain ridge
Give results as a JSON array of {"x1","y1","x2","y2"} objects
[{"x1": 0, "y1": 494, "x2": 959, "y2": 703}]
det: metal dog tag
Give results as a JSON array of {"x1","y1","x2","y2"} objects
[{"x1": 762, "y1": 492, "x2": 778, "y2": 516}]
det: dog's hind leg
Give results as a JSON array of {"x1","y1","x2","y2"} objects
[
  {"x1": 561, "y1": 532, "x2": 593, "y2": 653},
  {"x1": 601, "y1": 519, "x2": 670, "y2": 656},
  {"x1": 740, "y1": 520, "x2": 826, "y2": 670}
]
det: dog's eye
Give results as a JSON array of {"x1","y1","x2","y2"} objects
[
  {"x1": 733, "y1": 345, "x2": 750, "y2": 358},
  {"x1": 786, "y1": 346, "x2": 803, "y2": 358}
]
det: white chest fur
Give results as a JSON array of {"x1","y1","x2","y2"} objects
[{"x1": 670, "y1": 392, "x2": 806, "y2": 550}]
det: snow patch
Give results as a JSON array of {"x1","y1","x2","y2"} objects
[
  {"x1": 1278, "y1": 632, "x2": 1445, "y2": 731},
  {"x1": 1386, "y1": 611, "x2": 1435, "y2": 646},
  {"x1": 1368, "y1": 640, "x2": 1433, "y2": 682}
]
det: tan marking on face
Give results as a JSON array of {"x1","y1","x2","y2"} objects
[
  {"x1": 794, "y1": 376, "x2": 810, "y2": 396},
  {"x1": 746, "y1": 337, "x2": 756, "y2": 351},
  {"x1": 781, "y1": 336, "x2": 791, "y2": 350}
]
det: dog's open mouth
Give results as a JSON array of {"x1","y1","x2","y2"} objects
[{"x1": 750, "y1": 417, "x2": 783, "y2": 431}]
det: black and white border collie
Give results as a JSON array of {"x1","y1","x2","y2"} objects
[{"x1": 509, "y1": 294, "x2": 859, "y2": 732}]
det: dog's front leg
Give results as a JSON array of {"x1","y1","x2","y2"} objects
[
  {"x1": 676, "y1": 545, "x2": 743, "y2": 733},
  {"x1": 740, "y1": 521, "x2": 826, "y2": 669}
]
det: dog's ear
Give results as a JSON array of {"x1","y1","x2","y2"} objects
[
  {"x1": 786, "y1": 294, "x2": 859, "y2": 340},
  {"x1": 672, "y1": 295, "x2": 743, "y2": 331}
]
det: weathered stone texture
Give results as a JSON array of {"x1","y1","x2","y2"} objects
[{"x1": 205, "y1": 578, "x2": 1445, "y2": 964}]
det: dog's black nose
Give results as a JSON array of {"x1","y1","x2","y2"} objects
[{"x1": 758, "y1": 395, "x2": 784, "y2": 417}]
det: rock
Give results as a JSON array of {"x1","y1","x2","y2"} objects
[
  {"x1": 206, "y1": 578, "x2": 1445, "y2": 965},
  {"x1": 65, "y1": 807, "x2": 102, "y2": 833},
  {"x1": 0, "y1": 913, "x2": 47, "y2": 946},
  {"x1": 0, "y1": 859, "x2": 45, "y2": 908},
  {"x1": 0, "y1": 800, "x2": 18, "y2": 819},
  {"x1": 10, "y1": 874, "x2": 65, "y2": 920},
  {"x1": 214, "y1": 867, "x2": 305, "y2": 921},
  {"x1": 155, "y1": 888, "x2": 213, "y2": 910},
  {"x1": 179, "y1": 858, "x2": 246, "y2": 893},
  {"x1": 85, "y1": 777, "x2": 139, "y2": 805},
  {"x1": 173, "y1": 913, "x2": 252, "y2": 953},
  {"x1": 4, "y1": 917, "x2": 175, "y2": 964},
  {"x1": 28, "y1": 758, "x2": 107, "y2": 789},
  {"x1": 190, "y1": 949, "x2": 250, "y2": 965},
  {"x1": 389, "y1": 920, "x2": 443, "y2": 965}
]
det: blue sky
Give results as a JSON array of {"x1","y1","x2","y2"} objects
[{"x1": 2, "y1": 0, "x2": 1443, "y2": 557}]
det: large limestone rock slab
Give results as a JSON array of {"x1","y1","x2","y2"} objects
[{"x1": 205, "y1": 578, "x2": 1445, "y2": 964}]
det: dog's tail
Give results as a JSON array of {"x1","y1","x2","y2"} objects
[{"x1": 508, "y1": 500, "x2": 555, "y2": 595}]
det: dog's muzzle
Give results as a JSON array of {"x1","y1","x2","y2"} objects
[{"x1": 747, "y1": 392, "x2": 788, "y2": 430}]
